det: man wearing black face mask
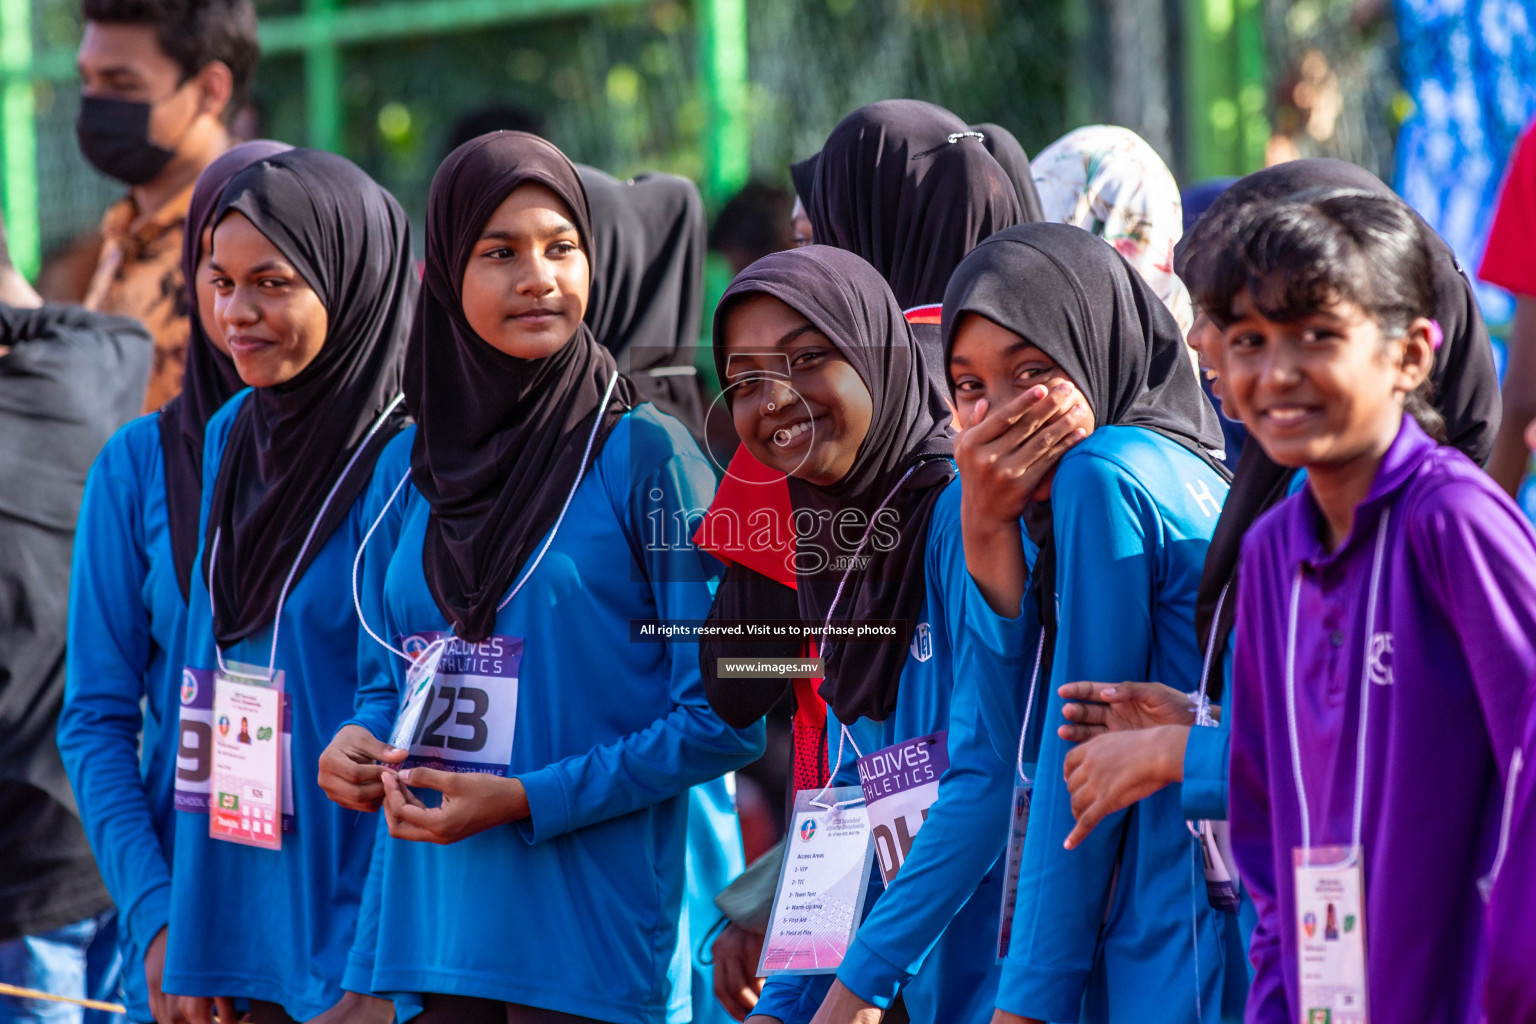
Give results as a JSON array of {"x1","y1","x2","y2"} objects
[{"x1": 76, "y1": 0, "x2": 258, "y2": 415}]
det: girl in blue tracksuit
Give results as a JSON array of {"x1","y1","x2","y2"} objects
[
  {"x1": 706, "y1": 244, "x2": 1017, "y2": 1024},
  {"x1": 942, "y1": 223, "x2": 1238, "y2": 1024},
  {"x1": 325, "y1": 132, "x2": 761, "y2": 1024},
  {"x1": 58, "y1": 140, "x2": 288, "y2": 1024},
  {"x1": 163, "y1": 148, "x2": 416, "y2": 1024}
]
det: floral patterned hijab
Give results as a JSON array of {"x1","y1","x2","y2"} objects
[{"x1": 1031, "y1": 125, "x2": 1193, "y2": 335}]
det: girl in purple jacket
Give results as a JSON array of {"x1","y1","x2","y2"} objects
[{"x1": 1207, "y1": 188, "x2": 1536, "y2": 1023}]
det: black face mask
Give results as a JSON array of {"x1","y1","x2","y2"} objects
[{"x1": 76, "y1": 95, "x2": 178, "y2": 186}]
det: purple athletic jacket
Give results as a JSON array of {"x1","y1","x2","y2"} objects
[
  {"x1": 1229, "y1": 417, "x2": 1536, "y2": 1024},
  {"x1": 1485, "y1": 691, "x2": 1536, "y2": 1022}
]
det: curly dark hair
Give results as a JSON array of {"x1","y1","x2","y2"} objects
[{"x1": 1185, "y1": 188, "x2": 1445, "y2": 440}]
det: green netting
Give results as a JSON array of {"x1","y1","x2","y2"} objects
[
  {"x1": 30, "y1": 77, "x2": 123, "y2": 258},
  {"x1": 274, "y1": 0, "x2": 1078, "y2": 235},
  {"x1": 15, "y1": 0, "x2": 1081, "y2": 265}
]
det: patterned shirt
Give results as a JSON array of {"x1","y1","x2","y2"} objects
[{"x1": 84, "y1": 184, "x2": 194, "y2": 413}]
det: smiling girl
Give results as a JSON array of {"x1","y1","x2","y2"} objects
[
  {"x1": 712, "y1": 244, "x2": 1064, "y2": 1024},
  {"x1": 1210, "y1": 191, "x2": 1536, "y2": 1023},
  {"x1": 164, "y1": 148, "x2": 415, "y2": 1023},
  {"x1": 322, "y1": 131, "x2": 761, "y2": 1024},
  {"x1": 941, "y1": 223, "x2": 1238, "y2": 1024}
]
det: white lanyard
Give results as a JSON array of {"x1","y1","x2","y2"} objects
[
  {"x1": 352, "y1": 371, "x2": 621, "y2": 662},
  {"x1": 806, "y1": 460, "x2": 924, "y2": 812},
  {"x1": 1014, "y1": 632, "x2": 1045, "y2": 785},
  {"x1": 1285, "y1": 505, "x2": 1392, "y2": 866},
  {"x1": 810, "y1": 721, "x2": 866, "y2": 810},
  {"x1": 1194, "y1": 582, "x2": 1230, "y2": 728},
  {"x1": 1183, "y1": 582, "x2": 1231, "y2": 846},
  {"x1": 209, "y1": 393, "x2": 405, "y2": 681}
]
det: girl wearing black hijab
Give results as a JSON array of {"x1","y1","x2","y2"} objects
[
  {"x1": 164, "y1": 148, "x2": 415, "y2": 1024},
  {"x1": 809, "y1": 100, "x2": 1027, "y2": 323},
  {"x1": 320, "y1": 131, "x2": 760, "y2": 1024},
  {"x1": 701, "y1": 99, "x2": 1052, "y2": 636},
  {"x1": 942, "y1": 223, "x2": 1239, "y2": 1024},
  {"x1": 61, "y1": 139, "x2": 289, "y2": 1024},
  {"x1": 713, "y1": 244, "x2": 1018, "y2": 1024}
]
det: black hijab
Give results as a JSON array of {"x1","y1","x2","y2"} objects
[
  {"x1": 203, "y1": 149, "x2": 415, "y2": 647},
  {"x1": 808, "y1": 99, "x2": 1024, "y2": 311},
  {"x1": 408, "y1": 132, "x2": 638, "y2": 644},
  {"x1": 790, "y1": 155, "x2": 818, "y2": 210},
  {"x1": 943, "y1": 223, "x2": 1224, "y2": 679},
  {"x1": 712, "y1": 245, "x2": 955, "y2": 722},
  {"x1": 1176, "y1": 159, "x2": 1500, "y2": 699},
  {"x1": 972, "y1": 122, "x2": 1047, "y2": 223},
  {"x1": 160, "y1": 139, "x2": 291, "y2": 600},
  {"x1": 579, "y1": 166, "x2": 706, "y2": 436}
]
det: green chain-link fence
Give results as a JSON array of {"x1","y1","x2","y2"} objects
[{"x1": 3, "y1": 0, "x2": 1295, "y2": 281}]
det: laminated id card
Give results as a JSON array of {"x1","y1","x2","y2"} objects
[
  {"x1": 177, "y1": 667, "x2": 294, "y2": 831},
  {"x1": 758, "y1": 787, "x2": 874, "y2": 976},
  {"x1": 209, "y1": 667, "x2": 285, "y2": 850},
  {"x1": 1293, "y1": 846, "x2": 1369, "y2": 1024},
  {"x1": 389, "y1": 637, "x2": 448, "y2": 752},
  {"x1": 996, "y1": 780, "x2": 1033, "y2": 959},
  {"x1": 857, "y1": 731, "x2": 948, "y2": 886}
]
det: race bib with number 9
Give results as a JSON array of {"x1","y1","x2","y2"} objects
[{"x1": 397, "y1": 632, "x2": 521, "y2": 775}]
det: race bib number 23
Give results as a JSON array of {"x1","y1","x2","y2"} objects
[{"x1": 397, "y1": 632, "x2": 522, "y2": 775}]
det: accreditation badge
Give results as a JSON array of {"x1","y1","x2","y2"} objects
[
  {"x1": 396, "y1": 632, "x2": 522, "y2": 774},
  {"x1": 996, "y1": 779, "x2": 1033, "y2": 959},
  {"x1": 758, "y1": 787, "x2": 874, "y2": 976},
  {"x1": 179, "y1": 665, "x2": 295, "y2": 834},
  {"x1": 1293, "y1": 846, "x2": 1369, "y2": 1024},
  {"x1": 209, "y1": 666, "x2": 285, "y2": 850},
  {"x1": 856, "y1": 731, "x2": 948, "y2": 886}
]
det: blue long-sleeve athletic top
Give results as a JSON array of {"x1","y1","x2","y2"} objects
[
  {"x1": 345, "y1": 406, "x2": 763, "y2": 1024},
  {"x1": 752, "y1": 477, "x2": 1014, "y2": 1024},
  {"x1": 162, "y1": 391, "x2": 390, "y2": 1020},
  {"x1": 59, "y1": 415, "x2": 184, "y2": 1023},
  {"x1": 996, "y1": 426, "x2": 1241, "y2": 1024}
]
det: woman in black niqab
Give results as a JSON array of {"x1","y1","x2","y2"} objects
[
  {"x1": 407, "y1": 132, "x2": 637, "y2": 644},
  {"x1": 808, "y1": 99, "x2": 1026, "y2": 314},
  {"x1": 579, "y1": 166, "x2": 706, "y2": 438},
  {"x1": 161, "y1": 138, "x2": 290, "y2": 600},
  {"x1": 971, "y1": 121, "x2": 1047, "y2": 223},
  {"x1": 203, "y1": 148, "x2": 415, "y2": 647}
]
